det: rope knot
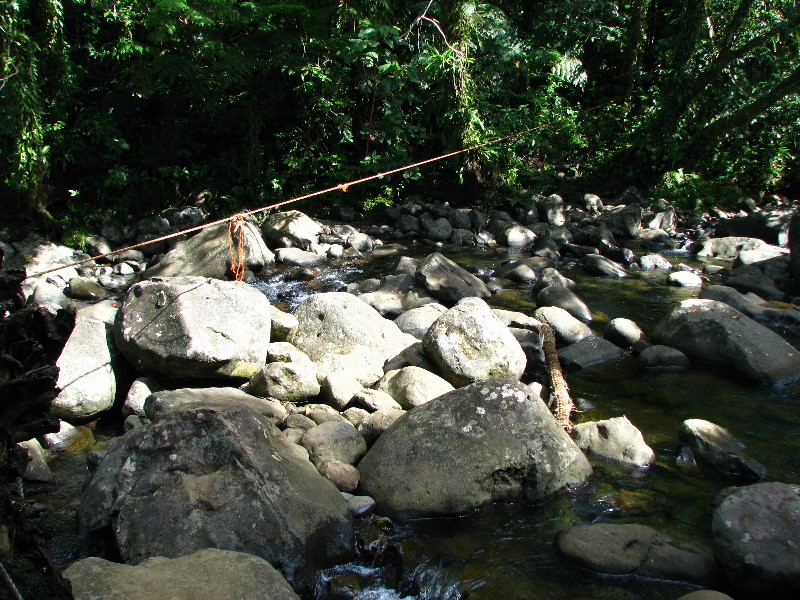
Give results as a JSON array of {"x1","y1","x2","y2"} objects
[{"x1": 228, "y1": 213, "x2": 247, "y2": 284}]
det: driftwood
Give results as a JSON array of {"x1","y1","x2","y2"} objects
[{"x1": 541, "y1": 322, "x2": 574, "y2": 432}]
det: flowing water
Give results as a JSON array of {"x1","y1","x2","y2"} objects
[{"x1": 34, "y1": 241, "x2": 800, "y2": 599}]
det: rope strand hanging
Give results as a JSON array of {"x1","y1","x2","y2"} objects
[
  {"x1": 25, "y1": 101, "x2": 613, "y2": 280},
  {"x1": 227, "y1": 214, "x2": 247, "y2": 283}
]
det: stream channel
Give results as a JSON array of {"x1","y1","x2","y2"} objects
[{"x1": 31, "y1": 241, "x2": 800, "y2": 600}]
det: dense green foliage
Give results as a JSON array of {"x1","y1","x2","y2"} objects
[{"x1": 1, "y1": 0, "x2": 798, "y2": 226}]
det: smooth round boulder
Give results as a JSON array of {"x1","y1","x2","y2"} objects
[
  {"x1": 604, "y1": 317, "x2": 645, "y2": 348},
  {"x1": 376, "y1": 366, "x2": 455, "y2": 409},
  {"x1": 572, "y1": 416, "x2": 655, "y2": 467},
  {"x1": 536, "y1": 285, "x2": 592, "y2": 323},
  {"x1": 423, "y1": 297, "x2": 527, "y2": 386},
  {"x1": 667, "y1": 270, "x2": 703, "y2": 287},
  {"x1": 393, "y1": 303, "x2": 448, "y2": 338},
  {"x1": 262, "y1": 210, "x2": 322, "y2": 249},
  {"x1": 583, "y1": 254, "x2": 628, "y2": 277},
  {"x1": 712, "y1": 482, "x2": 800, "y2": 597},
  {"x1": 638, "y1": 345, "x2": 690, "y2": 370},
  {"x1": 533, "y1": 306, "x2": 593, "y2": 344},
  {"x1": 357, "y1": 379, "x2": 591, "y2": 519},
  {"x1": 414, "y1": 252, "x2": 491, "y2": 306},
  {"x1": 680, "y1": 419, "x2": 766, "y2": 482},
  {"x1": 300, "y1": 421, "x2": 367, "y2": 467},
  {"x1": 115, "y1": 276, "x2": 272, "y2": 380}
]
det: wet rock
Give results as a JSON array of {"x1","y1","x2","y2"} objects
[
  {"x1": 652, "y1": 298, "x2": 800, "y2": 385},
  {"x1": 496, "y1": 223, "x2": 537, "y2": 248},
  {"x1": 144, "y1": 387, "x2": 286, "y2": 424},
  {"x1": 600, "y1": 204, "x2": 643, "y2": 239},
  {"x1": 20, "y1": 439, "x2": 53, "y2": 482},
  {"x1": 376, "y1": 366, "x2": 454, "y2": 409},
  {"x1": 695, "y1": 237, "x2": 768, "y2": 260},
  {"x1": 699, "y1": 285, "x2": 800, "y2": 324},
  {"x1": 415, "y1": 252, "x2": 491, "y2": 306},
  {"x1": 115, "y1": 276, "x2": 272, "y2": 380},
  {"x1": 67, "y1": 276, "x2": 107, "y2": 300},
  {"x1": 422, "y1": 218, "x2": 453, "y2": 242},
  {"x1": 78, "y1": 402, "x2": 352, "y2": 593},
  {"x1": 557, "y1": 336, "x2": 624, "y2": 372},
  {"x1": 639, "y1": 254, "x2": 673, "y2": 269},
  {"x1": 144, "y1": 220, "x2": 273, "y2": 280},
  {"x1": 725, "y1": 263, "x2": 786, "y2": 301},
  {"x1": 423, "y1": 297, "x2": 526, "y2": 386},
  {"x1": 667, "y1": 270, "x2": 704, "y2": 287},
  {"x1": 536, "y1": 285, "x2": 592, "y2": 323},
  {"x1": 358, "y1": 379, "x2": 591, "y2": 518},
  {"x1": 40, "y1": 421, "x2": 95, "y2": 453},
  {"x1": 638, "y1": 345, "x2": 689, "y2": 370},
  {"x1": 65, "y1": 548, "x2": 300, "y2": 600},
  {"x1": 604, "y1": 317, "x2": 646, "y2": 348},
  {"x1": 556, "y1": 523, "x2": 718, "y2": 586},
  {"x1": 712, "y1": 482, "x2": 800, "y2": 597},
  {"x1": 583, "y1": 254, "x2": 628, "y2": 277},
  {"x1": 680, "y1": 419, "x2": 766, "y2": 482},
  {"x1": 572, "y1": 416, "x2": 655, "y2": 467},
  {"x1": 292, "y1": 292, "x2": 417, "y2": 386},
  {"x1": 533, "y1": 306, "x2": 593, "y2": 344},
  {"x1": 532, "y1": 267, "x2": 576, "y2": 293},
  {"x1": 275, "y1": 247, "x2": 327, "y2": 267}
]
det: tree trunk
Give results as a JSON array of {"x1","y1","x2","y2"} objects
[{"x1": 541, "y1": 323, "x2": 573, "y2": 432}]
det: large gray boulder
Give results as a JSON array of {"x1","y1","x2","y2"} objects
[
  {"x1": 556, "y1": 523, "x2": 718, "y2": 586},
  {"x1": 536, "y1": 285, "x2": 592, "y2": 323},
  {"x1": 415, "y1": 252, "x2": 491, "y2": 306},
  {"x1": 115, "y1": 277, "x2": 272, "y2": 379},
  {"x1": 144, "y1": 220, "x2": 273, "y2": 280},
  {"x1": 300, "y1": 421, "x2": 367, "y2": 467},
  {"x1": 423, "y1": 297, "x2": 527, "y2": 386},
  {"x1": 715, "y1": 210, "x2": 794, "y2": 246},
  {"x1": 357, "y1": 379, "x2": 592, "y2": 519},
  {"x1": 679, "y1": 419, "x2": 766, "y2": 482},
  {"x1": 291, "y1": 293, "x2": 417, "y2": 386},
  {"x1": 533, "y1": 306, "x2": 593, "y2": 344},
  {"x1": 393, "y1": 303, "x2": 448, "y2": 338},
  {"x1": 51, "y1": 303, "x2": 119, "y2": 420},
  {"x1": 262, "y1": 210, "x2": 322, "y2": 249},
  {"x1": 64, "y1": 549, "x2": 300, "y2": 600},
  {"x1": 143, "y1": 387, "x2": 286, "y2": 423},
  {"x1": 695, "y1": 236, "x2": 767, "y2": 259},
  {"x1": 583, "y1": 254, "x2": 628, "y2": 277},
  {"x1": 652, "y1": 298, "x2": 800, "y2": 385},
  {"x1": 699, "y1": 285, "x2": 800, "y2": 324},
  {"x1": 78, "y1": 401, "x2": 352, "y2": 593},
  {"x1": 712, "y1": 482, "x2": 800, "y2": 597},
  {"x1": 557, "y1": 336, "x2": 624, "y2": 372}
]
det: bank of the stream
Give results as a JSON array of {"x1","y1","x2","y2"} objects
[{"x1": 30, "y1": 239, "x2": 800, "y2": 600}]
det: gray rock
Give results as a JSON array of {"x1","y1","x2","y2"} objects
[
  {"x1": 667, "y1": 270, "x2": 704, "y2": 287},
  {"x1": 584, "y1": 194, "x2": 603, "y2": 213},
  {"x1": 143, "y1": 387, "x2": 286, "y2": 423},
  {"x1": 393, "y1": 303, "x2": 448, "y2": 338},
  {"x1": 20, "y1": 439, "x2": 52, "y2": 482},
  {"x1": 604, "y1": 317, "x2": 645, "y2": 348},
  {"x1": 376, "y1": 366, "x2": 454, "y2": 409},
  {"x1": 638, "y1": 345, "x2": 690, "y2": 370},
  {"x1": 321, "y1": 371, "x2": 364, "y2": 410},
  {"x1": 345, "y1": 494, "x2": 376, "y2": 518},
  {"x1": 318, "y1": 460, "x2": 360, "y2": 493},
  {"x1": 557, "y1": 336, "x2": 624, "y2": 372},
  {"x1": 680, "y1": 419, "x2": 766, "y2": 482},
  {"x1": 65, "y1": 548, "x2": 300, "y2": 600},
  {"x1": 700, "y1": 284, "x2": 800, "y2": 324},
  {"x1": 292, "y1": 292, "x2": 417, "y2": 386},
  {"x1": 346, "y1": 232, "x2": 374, "y2": 253},
  {"x1": 357, "y1": 379, "x2": 591, "y2": 518},
  {"x1": 715, "y1": 210, "x2": 794, "y2": 246},
  {"x1": 415, "y1": 252, "x2": 491, "y2": 306},
  {"x1": 301, "y1": 421, "x2": 367, "y2": 467},
  {"x1": 533, "y1": 306, "x2": 593, "y2": 344},
  {"x1": 536, "y1": 285, "x2": 592, "y2": 323},
  {"x1": 496, "y1": 223, "x2": 537, "y2": 248},
  {"x1": 144, "y1": 220, "x2": 273, "y2": 280},
  {"x1": 52, "y1": 309, "x2": 118, "y2": 420},
  {"x1": 532, "y1": 267, "x2": 576, "y2": 293},
  {"x1": 447, "y1": 208, "x2": 473, "y2": 230},
  {"x1": 422, "y1": 217, "x2": 453, "y2": 242},
  {"x1": 695, "y1": 236, "x2": 768, "y2": 259},
  {"x1": 600, "y1": 204, "x2": 643, "y2": 239},
  {"x1": 262, "y1": 210, "x2": 322, "y2": 249},
  {"x1": 725, "y1": 263, "x2": 786, "y2": 301},
  {"x1": 78, "y1": 402, "x2": 352, "y2": 593},
  {"x1": 170, "y1": 206, "x2": 207, "y2": 229},
  {"x1": 40, "y1": 421, "x2": 95, "y2": 453},
  {"x1": 676, "y1": 592, "x2": 733, "y2": 600},
  {"x1": 399, "y1": 214, "x2": 422, "y2": 233},
  {"x1": 639, "y1": 253, "x2": 673, "y2": 269},
  {"x1": 712, "y1": 482, "x2": 800, "y2": 597},
  {"x1": 352, "y1": 388, "x2": 402, "y2": 412},
  {"x1": 270, "y1": 306, "x2": 299, "y2": 342},
  {"x1": 652, "y1": 299, "x2": 800, "y2": 385},
  {"x1": 572, "y1": 416, "x2": 654, "y2": 467},
  {"x1": 556, "y1": 523, "x2": 718, "y2": 586},
  {"x1": 423, "y1": 297, "x2": 527, "y2": 386},
  {"x1": 275, "y1": 247, "x2": 327, "y2": 267},
  {"x1": 122, "y1": 376, "x2": 163, "y2": 418},
  {"x1": 583, "y1": 254, "x2": 628, "y2": 277},
  {"x1": 356, "y1": 408, "x2": 405, "y2": 446},
  {"x1": 538, "y1": 194, "x2": 566, "y2": 226},
  {"x1": 67, "y1": 276, "x2": 107, "y2": 301},
  {"x1": 247, "y1": 361, "x2": 321, "y2": 402},
  {"x1": 116, "y1": 277, "x2": 272, "y2": 379}
]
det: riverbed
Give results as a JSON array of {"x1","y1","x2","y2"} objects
[{"x1": 35, "y1": 240, "x2": 800, "y2": 599}]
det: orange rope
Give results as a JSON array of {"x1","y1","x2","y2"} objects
[
  {"x1": 25, "y1": 101, "x2": 613, "y2": 279},
  {"x1": 227, "y1": 214, "x2": 247, "y2": 283}
]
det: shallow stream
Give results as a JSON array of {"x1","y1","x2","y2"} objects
[{"x1": 35, "y1": 241, "x2": 800, "y2": 599}]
